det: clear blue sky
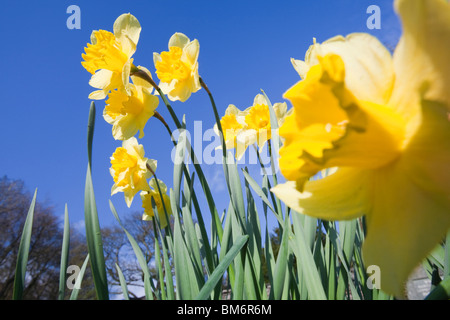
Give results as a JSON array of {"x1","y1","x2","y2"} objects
[{"x1": 0, "y1": 0, "x2": 400, "y2": 233}]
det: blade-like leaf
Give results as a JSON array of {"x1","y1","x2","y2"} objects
[
  {"x1": 115, "y1": 263, "x2": 130, "y2": 300},
  {"x1": 196, "y1": 235, "x2": 249, "y2": 300},
  {"x1": 272, "y1": 210, "x2": 290, "y2": 300},
  {"x1": 58, "y1": 204, "x2": 71, "y2": 300},
  {"x1": 110, "y1": 200, "x2": 154, "y2": 300},
  {"x1": 12, "y1": 188, "x2": 37, "y2": 300},
  {"x1": 291, "y1": 211, "x2": 327, "y2": 300},
  {"x1": 84, "y1": 163, "x2": 109, "y2": 300},
  {"x1": 69, "y1": 254, "x2": 90, "y2": 300},
  {"x1": 84, "y1": 102, "x2": 109, "y2": 300}
]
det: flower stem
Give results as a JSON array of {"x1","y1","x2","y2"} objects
[
  {"x1": 200, "y1": 77, "x2": 227, "y2": 154},
  {"x1": 131, "y1": 69, "x2": 224, "y2": 248}
]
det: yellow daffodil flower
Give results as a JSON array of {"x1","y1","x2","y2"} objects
[
  {"x1": 104, "y1": 66, "x2": 159, "y2": 140},
  {"x1": 140, "y1": 178, "x2": 172, "y2": 229},
  {"x1": 271, "y1": 0, "x2": 450, "y2": 297},
  {"x1": 82, "y1": 13, "x2": 141, "y2": 99},
  {"x1": 243, "y1": 94, "x2": 290, "y2": 149},
  {"x1": 110, "y1": 137, "x2": 157, "y2": 207},
  {"x1": 153, "y1": 32, "x2": 201, "y2": 102},
  {"x1": 214, "y1": 104, "x2": 247, "y2": 155},
  {"x1": 217, "y1": 94, "x2": 289, "y2": 160}
]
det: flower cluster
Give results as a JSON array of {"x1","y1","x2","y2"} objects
[
  {"x1": 215, "y1": 93, "x2": 291, "y2": 160},
  {"x1": 81, "y1": 14, "x2": 203, "y2": 224}
]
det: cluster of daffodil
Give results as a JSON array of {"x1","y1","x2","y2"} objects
[
  {"x1": 214, "y1": 94, "x2": 291, "y2": 160},
  {"x1": 81, "y1": 13, "x2": 204, "y2": 228},
  {"x1": 81, "y1": 0, "x2": 449, "y2": 298}
]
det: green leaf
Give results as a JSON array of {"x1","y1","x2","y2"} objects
[
  {"x1": 84, "y1": 163, "x2": 109, "y2": 300},
  {"x1": 87, "y1": 101, "x2": 95, "y2": 168},
  {"x1": 12, "y1": 188, "x2": 37, "y2": 300},
  {"x1": 110, "y1": 200, "x2": 154, "y2": 300},
  {"x1": 272, "y1": 211, "x2": 290, "y2": 300},
  {"x1": 196, "y1": 235, "x2": 249, "y2": 300},
  {"x1": 224, "y1": 150, "x2": 246, "y2": 230},
  {"x1": 115, "y1": 263, "x2": 130, "y2": 300},
  {"x1": 181, "y1": 193, "x2": 205, "y2": 287},
  {"x1": 241, "y1": 168, "x2": 282, "y2": 226},
  {"x1": 84, "y1": 102, "x2": 109, "y2": 300},
  {"x1": 171, "y1": 189, "x2": 200, "y2": 299},
  {"x1": 425, "y1": 276, "x2": 450, "y2": 300},
  {"x1": 58, "y1": 204, "x2": 71, "y2": 300},
  {"x1": 173, "y1": 126, "x2": 187, "y2": 211},
  {"x1": 218, "y1": 201, "x2": 236, "y2": 288},
  {"x1": 290, "y1": 212, "x2": 327, "y2": 300},
  {"x1": 69, "y1": 254, "x2": 90, "y2": 300}
]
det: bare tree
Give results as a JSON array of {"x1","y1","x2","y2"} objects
[{"x1": 0, "y1": 176, "x2": 95, "y2": 300}]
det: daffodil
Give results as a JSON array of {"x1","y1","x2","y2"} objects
[
  {"x1": 243, "y1": 94, "x2": 289, "y2": 149},
  {"x1": 218, "y1": 94, "x2": 289, "y2": 160},
  {"x1": 214, "y1": 104, "x2": 246, "y2": 155},
  {"x1": 153, "y1": 32, "x2": 201, "y2": 102},
  {"x1": 104, "y1": 66, "x2": 159, "y2": 140},
  {"x1": 271, "y1": 0, "x2": 450, "y2": 297},
  {"x1": 140, "y1": 178, "x2": 172, "y2": 229},
  {"x1": 110, "y1": 137, "x2": 157, "y2": 207},
  {"x1": 82, "y1": 13, "x2": 141, "y2": 99}
]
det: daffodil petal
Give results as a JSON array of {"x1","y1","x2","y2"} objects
[
  {"x1": 302, "y1": 33, "x2": 394, "y2": 105},
  {"x1": 112, "y1": 115, "x2": 140, "y2": 140},
  {"x1": 363, "y1": 164, "x2": 450, "y2": 298},
  {"x1": 290, "y1": 57, "x2": 309, "y2": 79},
  {"x1": 88, "y1": 89, "x2": 107, "y2": 100},
  {"x1": 149, "y1": 178, "x2": 168, "y2": 194},
  {"x1": 183, "y1": 39, "x2": 200, "y2": 66},
  {"x1": 168, "y1": 32, "x2": 190, "y2": 49},
  {"x1": 167, "y1": 80, "x2": 192, "y2": 102},
  {"x1": 113, "y1": 13, "x2": 141, "y2": 57},
  {"x1": 391, "y1": 0, "x2": 450, "y2": 119},
  {"x1": 253, "y1": 93, "x2": 267, "y2": 106},
  {"x1": 363, "y1": 97, "x2": 450, "y2": 297},
  {"x1": 131, "y1": 65, "x2": 154, "y2": 91},
  {"x1": 402, "y1": 98, "x2": 450, "y2": 209},
  {"x1": 88, "y1": 69, "x2": 114, "y2": 89},
  {"x1": 272, "y1": 167, "x2": 371, "y2": 221}
]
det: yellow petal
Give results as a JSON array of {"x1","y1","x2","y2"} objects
[
  {"x1": 88, "y1": 69, "x2": 114, "y2": 89},
  {"x1": 271, "y1": 167, "x2": 371, "y2": 221},
  {"x1": 113, "y1": 13, "x2": 141, "y2": 57},
  {"x1": 391, "y1": 0, "x2": 450, "y2": 120},
  {"x1": 183, "y1": 39, "x2": 200, "y2": 66},
  {"x1": 131, "y1": 65, "x2": 154, "y2": 91},
  {"x1": 168, "y1": 32, "x2": 190, "y2": 49},
  {"x1": 301, "y1": 33, "x2": 394, "y2": 105},
  {"x1": 149, "y1": 178, "x2": 168, "y2": 194},
  {"x1": 88, "y1": 89, "x2": 107, "y2": 100},
  {"x1": 363, "y1": 166, "x2": 450, "y2": 297},
  {"x1": 290, "y1": 57, "x2": 309, "y2": 79},
  {"x1": 281, "y1": 54, "x2": 405, "y2": 190},
  {"x1": 363, "y1": 97, "x2": 450, "y2": 297},
  {"x1": 402, "y1": 98, "x2": 450, "y2": 209}
]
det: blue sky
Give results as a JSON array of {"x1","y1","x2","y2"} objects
[{"x1": 0, "y1": 0, "x2": 401, "y2": 233}]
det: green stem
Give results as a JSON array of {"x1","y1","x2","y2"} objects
[{"x1": 131, "y1": 69, "x2": 223, "y2": 245}]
